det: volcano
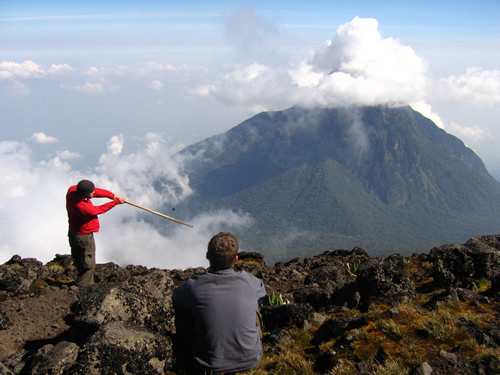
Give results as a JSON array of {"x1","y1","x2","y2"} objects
[{"x1": 175, "y1": 105, "x2": 500, "y2": 262}]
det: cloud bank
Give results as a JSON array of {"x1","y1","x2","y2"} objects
[
  {"x1": 439, "y1": 68, "x2": 500, "y2": 107},
  {"x1": 1, "y1": 13, "x2": 500, "y2": 267},
  {"x1": 195, "y1": 17, "x2": 429, "y2": 110},
  {"x1": 0, "y1": 134, "x2": 253, "y2": 269}
]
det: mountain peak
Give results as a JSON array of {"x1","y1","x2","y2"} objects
[{"x1": 178, "y1": 105, "x2": 500, "y2": 262}]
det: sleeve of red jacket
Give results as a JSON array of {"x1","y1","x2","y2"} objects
[
  {"x1": 92, "y1": 187, "x2": 116, "y2": 199},
  {"x1": 76, "y1": 199, "x2": 120, "y2": 217},
  {"x1": 76, "y1": 188, "x2": 120, "y2": 216}
]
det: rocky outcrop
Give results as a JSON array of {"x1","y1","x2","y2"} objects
[
  {"x1": 0, "y1": 235, "x2": 499, "y2": 374},
  {"x1": 357, "y1": 254, "x2": 416, "y2": 304},
  {"x1": 0, "y1": 261, "x2": 176, "y2": 374},
  {"x1": 427, "y1": 234, "x2": 500, "y2": 288}
]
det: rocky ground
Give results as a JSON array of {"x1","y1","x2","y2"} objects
[
  {"x1": 0, "y1": 236, "x2": 499, "y2": 374},
  {"x1": 0, "y1": 286, "x2": 78, "y2": 360}
]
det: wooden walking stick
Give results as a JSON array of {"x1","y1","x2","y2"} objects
[{"x1": 125, "y1": 201, "x2": 193, "y2": 228}]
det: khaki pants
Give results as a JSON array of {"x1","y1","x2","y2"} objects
[{"x1": 68, "y1": 231, "x2": 96, "y2": 286}]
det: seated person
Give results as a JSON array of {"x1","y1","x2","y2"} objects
[{"x1": 173, "y1": 232, "x2": 266, "y2": 374}]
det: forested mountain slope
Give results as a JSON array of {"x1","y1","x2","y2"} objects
[{"x1": 176, "y1": 105, "x2": 500, "y2": 262}]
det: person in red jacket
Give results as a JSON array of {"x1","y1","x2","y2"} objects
[{"x1": 66, "y1": 179, "x2": 125, "y2": 286}]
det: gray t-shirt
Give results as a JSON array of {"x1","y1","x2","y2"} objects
[{"x1": 172, "y1": 267, "x2": 266, "y2": 373}]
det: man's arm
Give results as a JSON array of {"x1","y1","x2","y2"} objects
[
  {"x1": 92, "y1": 188, "x2": 115, "y2": 199},
  {"x1": 113, "y1": 194, "x2": 126, "y2": 203},
  {"x1": 254, "y1": 276, "x2": 266, "y2": 300},
  {"x1": 92, "y1": 187, "x2": 126, "y2": 202},
  {"x1": 172, "y1": 281, "x2": 195, "y2": 308},
  {"x1": 75, "y1": 199, "x2": 121, "y2": 217}
]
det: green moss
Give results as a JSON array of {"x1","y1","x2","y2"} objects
[{"x1": 29, "y1": 279, "x2": 48, "y2": 291}]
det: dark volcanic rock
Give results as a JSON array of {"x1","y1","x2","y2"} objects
[
  {"x1": 260, "y1": 303, "x2": 313, "y2": 331},
  {"x1": 71, "y1": 282, "x2": 132, "y2": 331},
  {"x1": 492, "y1": 272, "x2": 500, "y2": 298},
  {"x1": 423, "y1": 287, "x2": 490, "y2": 309},
  {"x1": 0, "y1": 256, "x2": 47, "y2": 297},
  {"x1": 304, "y1": 264, "x2": 350, "y2": 292},
  {"x1": 293, "y1": 286, "x2": 330, "y2": 310},
  {"x1": 71, "y1": 321, "x2": 172, "y2": 375},
  {"x1": 356, "y1": 254, "x2": 415, "y2": 306},
  {"x1": 0, "y1": 255, "x2": 175, "y2": 374},
  {"x1": 311, "y1": 315, "x2": 368, "y2": 345},
  {"x1": 72, "y1": 269, "x2": 174, "y2": 336},
  {"x1": 29, "y1": 341, "x2": 79, "y2": 375},
  {"x1": 428, "y1": 235, "x2": 500, "y2": 288},
  {"x1": 313, "y1": 348, "x2": 338, "y2": 374},
  {"x1": 0, "y1": 309, "x2": 8, "y2": 330},
  {"x1": 456, "y1": 317, "x2": 500, "y2": 348},
  {"x1": 44, "y1": 254, "x2": 77, "y2": 283},
  {"x1": 1, "y1": 235, "x2": 500, "y2": 374},
  {"x1": 237, "y1": 251, "x2": 265, "y2": 266},
  {"x1": 63, "y1": 268, "x2": 176, "y2": 374},
  {"x1": 95, "y1": 262, "x2": 131, "y2": 283}
]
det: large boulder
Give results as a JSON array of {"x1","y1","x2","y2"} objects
[
  {"x1": 260, "y1": 303, "x2": 313, "y2": 331},
  {"x1": 428, "y1": 235, "x2": 500, "y2": 288},
  {"x1": 0, "y1": 256, "x2": 46, "y2": 297},
  {"x1": 304, "y1": 264, "x2": 350, "y2": 293},
  {"x1": 29, "y1": 341, "x2": 80, "y2": 375},
  {"x1": 300, "y1": 250, "x2": 364, "y2": 309},
  {"x1": 44, "y1": 254, "x2": 77, "y2": 284},
  {"x1": 65, "y1": 268, "x2": 176, "y2": 374},
  {"x1": 293, "y1": 286, "x2": 330, "y2": 310},
  {"x1": 71, "y1": 269, "x2": 174, "y2": 336},
  {"x1": 95, "y1": 262, "x2": 131, "y2": 283},
  {"x1": 70, "y1": 321, "x2": 172, "y2": 375},
  {"x1": 356, "y1": 255, "x2": 415, "y2": 307}
]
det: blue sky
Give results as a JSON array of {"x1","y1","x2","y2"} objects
[{"x1": 1, "y1": 0, "x2": 500, "y2": 267}]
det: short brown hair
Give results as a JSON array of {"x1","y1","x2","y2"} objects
[{"x1": 207, "y1": 232, "x2": 238, "y2": 270}]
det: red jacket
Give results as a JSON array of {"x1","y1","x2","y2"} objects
[{"x1": 66, "y1": 185, "x2": 120, "y2": 234}]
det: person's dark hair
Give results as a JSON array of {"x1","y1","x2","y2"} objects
[
  {"x1": 76, "y1": 180, "x2": 95, "y2": 198},
  {"x1": 207, "y1": 232, "x2": 238, "y2": 270}
]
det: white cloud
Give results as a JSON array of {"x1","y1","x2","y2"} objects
[
  {"x1": 29, "y1": 132, "x2": 58, "y2": 144},
  {"x1": 0, "y1": 60, "x2": 46, "y2": 79},
  {"x1": 49, "y1": 63, "x2": 74, "y2": 74},
  {"x1": 97, "y1": 134, "x2": 124, "y2": 168},
  {"x1": 149, "y1": 80, "x2": 163, "y2": 90},
  {"x1": 224, "y1": 5, "x2": 281, "y2": 65},
  {"x1": 447, "y1": 121, "x2": 487, "y2": 142},
  {"x1": 38, "y1": 156, "x2": 72, "y2": 172},
  {"x1": 96, "y1": 133, "x2": 193, "y2": 207},
  {"x1": 10, "y1": 80, "x2": 30, "y2": 96},
  {"x1": 62, "y1": 81, "x2": 106, "y2": 93},
  {"x1": 57, "y1": 150, "x2": 82, "y2": 160},
  {"x1": 410, "y1": 102, "x2": 445, "y2": 129},
  {"x1": 102, "y1": 209, "x2": 253, "y2": 269},
  {"x1": 0, "y1": 71, "x2": 12, "y2": 80},
  {"x1": 194, "y1": 63, "x2": 293, "y2": 111},
  {"x1": 144, "y1": 62, "x2": 177, "y2": 73},
  {"x1": 0, "y1": 142, "x2": 73, "y2": 262},
  {"x1": 440, "y1": 68, "x2": 500, "y2": 107},
  {"x1": 54, "y1": 62, "x2": 199, "y2": 94},
  {"x1": 301, "y1": 17, "x2": 428, "y2": 107},
  {"x1": 194, "y1": 17, "x2": 429, "y2": 111},
  {"x1": 0, "y1": 134, "x2": 254, "y2": 269},
  {"x1": 0, "y1": 141, "x2": 34, "y2": 203},
  {"x1": 411, "y1": 102, "x2": 489, "y2": 146}
]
